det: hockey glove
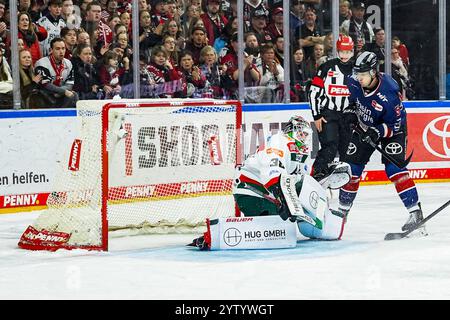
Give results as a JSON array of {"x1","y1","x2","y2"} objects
[
  {"x1": 359, "y1": 127, "x2": 380, "y2": 144},
  {"x1": 341, "y1": 107, "x2": 358, "y2": 129}
]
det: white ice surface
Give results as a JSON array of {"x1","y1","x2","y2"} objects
[{"x1": 1, "y1": 183, "x2": 450, "y2": 300}]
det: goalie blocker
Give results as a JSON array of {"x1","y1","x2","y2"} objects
[{"x1": 189, "y1": 174, "x2": 347, "y2": 250}]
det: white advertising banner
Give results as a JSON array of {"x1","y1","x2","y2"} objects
[{"x1": 0, "y1": 103, "x2": 449, "y2": 213}]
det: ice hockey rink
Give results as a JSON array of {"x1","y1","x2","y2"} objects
[{"x1": 1, "y1": 182, "x2": 450, "y2": 300}]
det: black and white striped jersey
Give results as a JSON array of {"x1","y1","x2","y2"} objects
[{"x1": 309, "y1": 58, "x2": 354, "y2": 120}]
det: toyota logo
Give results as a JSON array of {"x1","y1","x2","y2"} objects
[
  {"x1": 223, "y1": 228, "x2": 242, "y2": 246},
  {"x1": 347, "y1": 143, "x2": 357, "y2": 155},
  {"x1": 423, "y1": 116, "x2": 450, "y2": 159},
  {"x1": 309, "y1": 191, "x2": 319, "y2": 209},
  {"x1": 385, "y1": 142, "x2": 403, "y2": 155}
]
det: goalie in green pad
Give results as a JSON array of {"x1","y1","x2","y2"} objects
[{"x1": 189, "y1": 116, "x2": 350, "y2": 250}]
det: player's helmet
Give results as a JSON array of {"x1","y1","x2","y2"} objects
[
  {"x1": 336, "y1": 34, "x2": 354, "y2": 52},
  {"x1": 283, "y1": 116, "x2": 312, "y2": 154},
  {"x1": 354, "y1": 51, "x2": 378, "y2": 73}
]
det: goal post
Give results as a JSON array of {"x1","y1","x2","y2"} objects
[{"x1": 18, "y1": 99, "x2": 242, "y2": 251}]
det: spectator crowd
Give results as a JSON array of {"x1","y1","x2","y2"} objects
[{"x1": 0, "y1": 0, "x2": 413, "y2": 109}]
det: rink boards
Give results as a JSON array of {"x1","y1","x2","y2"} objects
[{"x1": 0, "y1": 101, "x2": 449, "y2": 214}]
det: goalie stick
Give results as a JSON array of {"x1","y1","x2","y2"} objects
[
  {"x1": 384, "y1": 199, "x2": 450, "y2": 240},
  {"x1": 242, "y1": 180, "x2": 321, "y2": 228}
]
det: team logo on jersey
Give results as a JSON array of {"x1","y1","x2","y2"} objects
[
  {"x1": 328, "y1": 85, "x2": 350, "y2": 96},
  {"x1": 372, "y1": 100, "x2": 383, "y2": 111},
  {"x1": 385, "y1": 142, "x2": 403, "y2": 155}
]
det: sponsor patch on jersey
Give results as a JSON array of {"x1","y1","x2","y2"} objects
[
  {"x1": 394, "y1": 104, "x2": 403, "y2": 116},
  {"x1": 328, "y1": 71, "x2": 334, "y2": 77},
  {"x1": 372, "y1": 100, "x2": 384, "y2": 111},
  {"x1": 287, "y1": 142, "x2": 299, "y2": 153},
  {"x1": 328, "y1": 85, "x2": 350, "y2": 96},
  {"x1": 266, "y1": 147, "x2": 284, "y2": 157}
]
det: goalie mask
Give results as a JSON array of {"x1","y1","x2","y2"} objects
[{"x1": 283, "y1": 116, "x2": 312, "y2": 154}]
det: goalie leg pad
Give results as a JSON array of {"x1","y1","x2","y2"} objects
[{"x1": 207, "y1": 215, "x2": 298, "y2": 250}]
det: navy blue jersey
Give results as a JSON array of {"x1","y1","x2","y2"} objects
[{"x1": 347, "y1": 73, "x2": 406, "y2": 139}]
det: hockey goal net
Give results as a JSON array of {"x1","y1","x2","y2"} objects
[{"x1": 18, "y1": 99, "x2": 242, "y2": 251}]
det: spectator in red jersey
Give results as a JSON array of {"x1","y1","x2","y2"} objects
[
  {"x1": 267, "y1": 7, "x2": 283, "y2": 40},
  {"x1": 17, "y1": 12, "x2": 48, "y2": 65},
  {"x1": 61, "y1": 27, "x2": 77, "y2": 60},
  {"x1": 146, "y1": 45, "x2": 182, "y2": 97},
  {"x1": 98, "y1": 49, "x2": 129, "y2": 98},
  {"x1": 184, "y1": 26, "x2": 208, "y2": 64},
  {"x1": 392, "y1": 36, "x2": 409, "y2": 69},
  {"x1": 80, "y1": 1, "x2": 113, "y2": 59},
  {"x1": 200, "y1": 0, "x2": 227, "y2": 46},
  {"x1": 162, "y1": 34, "x2": 179, "y2": 69}
]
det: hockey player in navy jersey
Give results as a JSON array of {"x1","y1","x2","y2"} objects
[{"x1": 339, "y1": 51, "x2": 426, "y2": 235}]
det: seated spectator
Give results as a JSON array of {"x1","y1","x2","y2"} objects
[
  {"x1": 107, "y1": 14, "x2": 121, "y2": 30},
  {"x1": 180, "y1": 4, "x2": 201, "y2": 39},
  {"x1": 114, "y1": 30, "x2": 132, "y2": 59},
  {"x1": 139, "y1": 10, "x2": 163, "y2": 62},
  {"x1": 17, "y1": 12, "x2": 48, "y2": 65},
  {"x1": 34, "y1": 37, "x2": 78, "y2": 108},
  {"x1": 317, "y1": 32, "x2": 333, "y2": 66},
  {"x1": 339, "y1": 0, "x2": 352, "y2": 24},
  {"x1": 187, "y1": 16, "x2": 206, "y2": 39},
  {"x1": 200, "y1": 0, "x2": 228, "y2": 46},
  {"x1": 363, "y1": 28, "x2": 385, "y2": 70},
  {"x1": 257, "y1": 43, "x2": 284, "y2": 102},
  {"x1": 248, "y1": 11, "x2": 272, "y2": 46},
  {"x1": 162, "y1": 34, "x2": 179, "y2": 69},
  {"x1": 36, "y1": 0, "x2": 67, "y2": 57},
  {"x1": 72, "y1": 44, "x2": 102, "y2": 100},
  {"x1": 273, "y1": 35, "x2": 284, "y2": 66},
  {"x1": 290, "y1": 46, "x2": 308, "y2": 102},
  {"x1": 61, "y1": 27, "x2": 77, "y2": 60},
  {"x1": 297, "y1": 6, "x2": 324, "y2": 61},
  {"x1": 220, "y1": 33, "x2": 260, "y2": 99},
  {"x1": 81, "y1": 1, "x2": 113, "y2": 59},
  {"x1": 198, "y1": 45, "x2": 232, "y2": 98},
  {"x1": 214, "y1": 16, "x2": 237, "y2": 58},
  {"x1": 267, "y1": 7, "x2": 283, "y2": 40},
  {"x1": 19, "y1": 49, "x2": 47, "y2": 109},
  {"x1": 340, "y1": 1, "x2": 374, "y2": 55},
  {"x1": 243, "y1": 0, "x2": 269, "y2": 31},
  {"x1": 62, "y1": 0, "x2": 82, "y2": 29},
  {"x1": 391, "y1": 48, "x2": 410, "y2": 100},
  {"x1": 0, "y1": 46, "x2": 12, "y2": 108},
  {"x1": 98, "y1": 50, "x2": 129, "y2": 98},
  {"x1": 145, "y1": 45, "x2": 182, "y2": 97},
  {"x1": 77, "y1": 29, "x2": 91, "y2": 46},
  {"x1": 161, "y1": 18, "x2": 185, "y2": 50},
  {"x1": 304, "y1": 43, "x2": 324, "y2": 83},
  {"x1": 176, "y1": 50, "x2": 206, "y2": 98},
  {"x1": 184, "y1": 26, "x2": 208, "y2": 64},
  {"x1": 392, "y1": 36, "x2": 409, "y2": 69},
  {"x1": 119, "y1": 11, "x2": 131, "y2": 30}
]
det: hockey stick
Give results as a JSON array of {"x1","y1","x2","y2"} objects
[
  {"x1": 242, "y1": 181, "x2": 321, "y2": 228},
  {"x1": 354, "y1": 126, "x2": 413, "y2": 169},
  {"x1": 384, "y1": 199, "x2": 450, "y2": 240}
]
